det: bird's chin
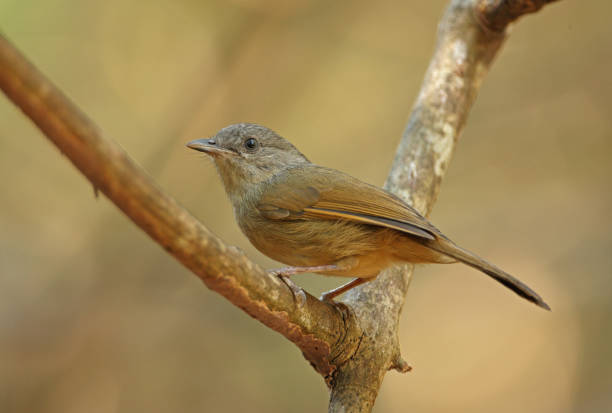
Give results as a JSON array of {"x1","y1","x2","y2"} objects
[{"x1": 202, "y1": 148, "x2": 237, "y2": 158}]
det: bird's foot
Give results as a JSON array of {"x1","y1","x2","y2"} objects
[
  {"x1": 269, "y1": 270, "x2": 307, "y2": 307},
  {"x1": 319, "y1": 290, "x2": 337, "y2": 302}
]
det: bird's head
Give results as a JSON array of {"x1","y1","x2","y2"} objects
[{"x1": 187, "y1": 123, "x2": 309, "y2": 198}]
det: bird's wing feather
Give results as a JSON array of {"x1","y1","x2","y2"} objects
[{"x1": 256, "y1": 165, "x2": 440, "y2": 240}]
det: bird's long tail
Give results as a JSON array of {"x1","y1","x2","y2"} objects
[{"x1": 424, "y1": 237, "x2": 550, "y2": 310}]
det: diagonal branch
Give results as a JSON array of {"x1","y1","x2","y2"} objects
[
  {"x1": 0, "y1": 33, "x2": 358, "y2": 378},
  {"x1": 0, "y1": 0, "x2": 561, "y2": 411}
]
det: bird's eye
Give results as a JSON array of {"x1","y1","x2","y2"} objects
[{"x1": 244, "y1": 137, "x2": 259, "y2": 151}]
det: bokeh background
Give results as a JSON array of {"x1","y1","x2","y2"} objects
[{"x1": 1, "y1": 0, "x2": 610, "y2": 412}]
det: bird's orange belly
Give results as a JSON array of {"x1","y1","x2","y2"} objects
[{"x1": 242, "y1": 218, "x2": 413, "y2": 278}]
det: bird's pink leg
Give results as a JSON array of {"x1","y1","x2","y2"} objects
[{"x1": 320, "y1": 277, "x2": 374, "y2": 302}]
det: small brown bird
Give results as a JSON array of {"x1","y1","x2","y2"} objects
[{"x1": 187, "y1": 123, "x2": 549, "y2": 310}]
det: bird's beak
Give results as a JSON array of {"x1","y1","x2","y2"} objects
[{"x1": 186, "y1": 138, "x2": 236, "y2": 157}]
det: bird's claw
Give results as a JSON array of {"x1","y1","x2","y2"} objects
[{"x1": 270, "y1": 271, "x2": 307, "y2": 308}]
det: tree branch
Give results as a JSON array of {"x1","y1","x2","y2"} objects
[
  {"x1": 329, "y1": 0, "x2": 560, "y2": 410},
  {"x1": 476, "y1": 0, "x2": 561, "y2": 33},
  {"x1": 0, "y1": 0, "x2": 560, "y2": 411},
  {"x1": 0, "y1": 33, "x2": 358, "y2": 378}
]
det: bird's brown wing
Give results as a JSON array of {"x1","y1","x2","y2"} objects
[{"x1": 256, "y1": 165, "x2": 440, "y2": 240}]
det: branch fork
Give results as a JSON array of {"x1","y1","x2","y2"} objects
[{"x1": 0, "y1": 0, "x2": 560, "y2": 411}]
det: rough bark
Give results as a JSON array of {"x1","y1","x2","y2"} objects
[
  {"x1": 330, "y1": 0, "x2": 560, "y2": 410},
  {"x1": 0, "y1": 32, "x2": 353, "y2": 379},
  {"x1": 0, "y1": 0, "x2": 560, "y2": 411}
]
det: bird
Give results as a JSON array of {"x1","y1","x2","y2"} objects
[{"x1": 186, "y1": 123, "x2": 549, "y2": 310}]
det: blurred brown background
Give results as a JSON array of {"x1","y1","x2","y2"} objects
[{"x1": 0, "y1": 0, "x2": 610, "y2": 412}]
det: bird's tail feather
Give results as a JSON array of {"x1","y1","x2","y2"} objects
[{"x1": 425, "y1": 237, "x2": 550, "y2": 311}]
